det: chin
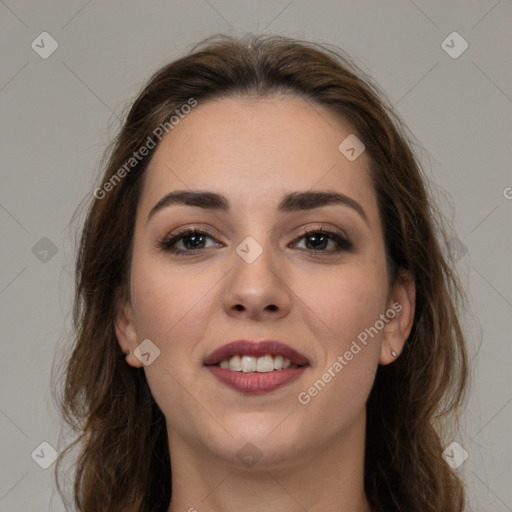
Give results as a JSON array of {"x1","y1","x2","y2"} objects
[{"x1": 202, "y1": 412, "x2": 310, "y2": 470}]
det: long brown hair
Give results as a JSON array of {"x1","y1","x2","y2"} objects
[{"x1": 54, "y1": 34, "x2": 469, "y2": 512}]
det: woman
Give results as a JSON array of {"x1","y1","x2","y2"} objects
[{"x1": 56, "y1": 34, "x2": 469, "y2": 512}]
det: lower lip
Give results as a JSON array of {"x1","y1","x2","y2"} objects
[{"x1": 206, "y1": 366, "x2": 307, "y2": 394}]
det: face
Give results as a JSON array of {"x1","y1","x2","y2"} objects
[{"x1": 116, "y1": 95, "x2": 414, "y2": 469}]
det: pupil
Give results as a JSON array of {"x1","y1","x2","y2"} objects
[
  {"x1": 185, "y1": 234, "x2": 204, "y2": 249},
  {"x1": 182, "y1": 233, "x2": 328, "y2": 251},
  {"x1": 307, "y1": 234, "x2": 327, "y2": 250}
]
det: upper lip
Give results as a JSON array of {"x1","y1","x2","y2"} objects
[{"x1": 204, "y1": 340, "x2": 310, "y2": 366}]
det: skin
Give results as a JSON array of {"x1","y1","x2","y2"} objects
[{"x1": 115, "y1": 95, "x2": 415, "y2": 512}]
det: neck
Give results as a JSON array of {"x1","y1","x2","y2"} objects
[{"x1": 166, "y1": 412, "x2": 372, "y2": 512}]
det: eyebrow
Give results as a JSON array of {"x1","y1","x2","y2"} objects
[{"x1": 147, "y1": 190, "x2": 368, "y2": 225}]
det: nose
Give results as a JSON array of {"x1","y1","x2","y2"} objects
[{"x1": 222, "y1": 237, "x2": 291, "y2": 321}]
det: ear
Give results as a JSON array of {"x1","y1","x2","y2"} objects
[
  {"x1": 114, "y1": 291, "x2": 143, "y2": 369},
  {"x1": 379, "y1": 270, "x2": 416, "y2": 365}
]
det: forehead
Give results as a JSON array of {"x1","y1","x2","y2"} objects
[{"x1": 139, "y1": 95, "x2": 377, "y2": 218}]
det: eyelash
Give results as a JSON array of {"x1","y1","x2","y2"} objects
[{"x1": 156, "y1": 227, "x2": 352, "y2": 257}]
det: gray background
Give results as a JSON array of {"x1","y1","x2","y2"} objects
[{"x1": 0, "y1": 1, "x2": 511, "y2": 511}]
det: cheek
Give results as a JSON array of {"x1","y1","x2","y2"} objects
[
  {"x1": 295, "y1": 259, "x2": 387, "y2": 392},
  {"x1": 296, "y1": 258, "x2": 388, "y2": 345},
  {"x1": 281, "y1": 262, "x2": 388, "y2": 443},
  {"x1": 128, "y1": 256, "x2": 221, "y2": 421},
  {"x1": 129, "y1": 253, "x2": 219, "y2": 343}
]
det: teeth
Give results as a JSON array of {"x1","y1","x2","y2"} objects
[
  {"x1": 257, "y1": 355, "x2": 274, "y2": 372},
  {"x1": 228, "y1": 355, "x2": 241, "y2": 371},
  {"x1": 217, "y1": 354, "x2": 297, "y2": 372},
  {"x1": 241, "y1": 355, "x2": 257, "y2": 372}
]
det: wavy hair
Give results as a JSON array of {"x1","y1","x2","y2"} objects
[{"x1": 54, "y1": 34, "x2": 469, "y2": 512}]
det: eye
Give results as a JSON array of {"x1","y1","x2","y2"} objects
[
  {"x1": 156, "y1": 227, "x2": 352, "y2": 257},
  {"x1": 156, "y1": 228, "x2": 223, "y2": 256},
  {"x1": 290, "y1": 228, "x2": 352, "y2": 254}
]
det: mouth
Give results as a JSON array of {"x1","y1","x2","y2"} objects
[{"x1": 204, "y1": 340, "x2": 310, "y2": 394}]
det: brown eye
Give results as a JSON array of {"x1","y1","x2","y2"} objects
[
  {"x1": 157, "y1": 229, "x2": 223, "y2": 256},
  {"x1": 291, "y1": 229, "x2": 352, "y2": 254}
]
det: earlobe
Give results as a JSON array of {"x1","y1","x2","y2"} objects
[
  {"x1": 114, "y1": 297, "x2": 143, "y2": 368},
  {"x1": 379, "y1": 270, "x2": 416, "y2": 365}
]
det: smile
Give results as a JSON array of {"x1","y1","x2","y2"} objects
[
  {"x1": 204, "y1": 340, "x2": 309, "y2": 394},
  {"x1": 217, "y1": 354, "x2": 299, "y2": 372}
]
